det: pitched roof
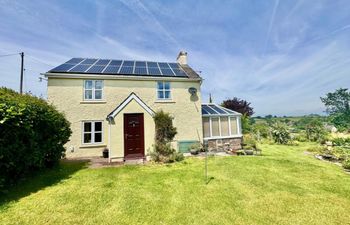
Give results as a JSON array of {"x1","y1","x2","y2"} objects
[
  {"x1": 47, "y1": 58, "x2": 201, "y2": 80},
  {"x1": 201, "y1": 103, "x2": 241, "y2": 116},
  {"x1": 107, "y1": 92, "x2": 155, "y2": 119}
]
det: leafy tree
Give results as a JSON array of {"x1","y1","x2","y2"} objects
[
  {"x1": 320, "y1": 88, "x2": 350, "y2": 130},
  {"x1": 222, "y1": 97, "x2": 254, "y2": 116},
  {"x1": 305, "y1": 119, "x2": 329, "y2": 142},
  {"x1": 271, "y1": 122, "x2": 291, "y2": 144}
]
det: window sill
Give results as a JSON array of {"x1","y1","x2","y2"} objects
[
  {"x1": 80, "y1": 144, "x2": 107, "y2": 148},
  {"x1": 155, "y1": 100, "x2": 176, "y2": 103},
  {"x1": 203, "y1": 135, "x2": 243, "y2": 140},
  {"x1": 80, "y1": 100, "x2": 106, "y2": 104}
]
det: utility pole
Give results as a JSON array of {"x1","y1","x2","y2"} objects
[{"x1": 20, "y1": 52, "x2": 24, "y2": 94}]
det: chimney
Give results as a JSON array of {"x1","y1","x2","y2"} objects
[{"x1": 176, "y1": 51, "x2": 187, "y2": 65}]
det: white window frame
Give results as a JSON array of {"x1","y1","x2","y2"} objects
[
  {"x1": 84, "y1": 80, "x2": 104, "y2": 101},
  {"x1": 82, "y1": 121, "x2": 103, "y2": 144},
  {"x1": 203, "y1": 116, "x2": 242, "y2": 140},
  {"x1": 156, "y1": 81, "x2": 171, "y2": 100}
]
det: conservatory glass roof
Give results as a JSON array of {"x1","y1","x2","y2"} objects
[{"x1": 201, "y1": 103, "x2": 241, "y2": 116}]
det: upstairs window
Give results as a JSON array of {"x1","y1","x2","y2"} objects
[
  {"x1": 157, "y1": 81, "x2": 171, "y2": 100},
  {"x1": 83, "y1": 121, "x2": 103, "y2": 144},
  {"x1": 84, "y1": 80, "x2": 103, "y2": 100}
]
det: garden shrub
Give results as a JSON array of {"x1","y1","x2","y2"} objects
[
  {"x1": 306, "y1": 145, "x2": 328, "y2": 154},
  {"x1": 332, "y1": 137, "x2": 350, "y2": 146},
  {"x1": 342, "y1": 157, "x2": 350, "y2": 170},
  {"x1": 305, "y1": 120, "x2": 329, "y2": 143},
  {"x1": 242, "y1": 134, "x2": 257, "y2": 150},
  {"x1": 271, "y1": 122, "x2": 291, "y2": 144},
  {"x1": 0, "y1": 88, "x2": 71, "y2": 188},
  {"x1": 151, "y1": 110, "x2": 183, "y2": 163}
]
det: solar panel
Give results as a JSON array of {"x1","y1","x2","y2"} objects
[
  {"x1": 148, "y1": 67, "x2": 161, "y2": 75},
  {"x1": 86, "y1": 65, "x2": 106, "y2": 73},
  {"x1": 49, "y1": 58, "x2": 192, "y2": 78},
  {"x1": 122, "y1": 61, "x2": 134, "y2": 67},
  {"x1": 168, "y1": 63, "x2": 179, "y2": 69},
  {"x1": 69, "y1": 64, "x2": 91, "y2": 72},
  {"x1": 50, "y1": 63, "x2": 76, "y2": 72},
  {"x1": 160, "y1": 68, "x2": 174, "y2": 76},
  {"x1": 147, "y1": 62, "x2": 158, "y2": 67},
  {"x1": 135, "y1": 61, "x2": 146, "y2": 67},
  {"x1": 119, "y1": 66, "x2": 134, "y2": 74},
  {"x1": 102, "y1": 66, "x2": 120, "y2": 74},
  {"x1": 158, "y1": 62, "x2": 170, "y2": 68},
  {"x1": 134, "y1": 67, "x2": 147, "y2": 75},
  {"x1": 65, "y1": 58, "x2": 84, "y2": 64},
  {"x1": 172, "y1": 69, "x2": 187, "y2": 76},
  {"x1": 95, "y1": 59, "x2": 110, "y2": 66},
  {"x1": 81, "y1": 59, "x2": 98, "y2": 64},
  {"x1": 109, "y1": 60, "x2": 122, "y2": 66}
]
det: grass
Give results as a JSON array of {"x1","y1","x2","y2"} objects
[{"x1": 1, "y1": 143, "x2": 350, "y2": 225}]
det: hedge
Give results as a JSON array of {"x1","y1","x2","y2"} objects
[{"x1": 0, "y1": 88, "x2": 71, "y2": 189}]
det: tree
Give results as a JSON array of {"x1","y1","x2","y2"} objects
[
  {"x1": 222, "y1": 97, "x2": 254, "y2": 116},
  {"x1": 151, "y1": 110, "x2": 183, "y2": 163},
  {"x1": 320, "y1": 88, "x2": 350, "y2": 130}
]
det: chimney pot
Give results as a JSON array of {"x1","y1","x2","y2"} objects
[{"x1": 176, "y1": 51, "x2": 187, "y2": 64}]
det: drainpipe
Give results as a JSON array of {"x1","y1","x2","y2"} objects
[{"x1": 107, "y1": 116, "x2": 113, "y2": 163}]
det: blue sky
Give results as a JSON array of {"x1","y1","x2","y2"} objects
[{"x1": 0, "y1": 0, "x2": 349, "y2": 116}]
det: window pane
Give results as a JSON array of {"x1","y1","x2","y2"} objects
[
  {"x1": 211, "y1": 118, "x2": 220, "y2": 136},
  {"x1": 84, "y1": 122, "x2": 91, "y2": 132},
  {"x1": 85, "y1": 90, "x2": 92, "y2": 99},
  {"x1": 158, "y1": 91, "x2": 164, "y2": 99},
  {"x1": 157, "y1": 81, "x2": 163, "y2": 90},
  {"x1": 164, "y1": 91, "x2": 171, "y2": 99},
  {"x1": 230, "y1": 117, "x2": 238, "y2": 135},
  {"x1": 95, "y1": 90, "x2": 102, "y2": 99},
  {"x1": 164, "y1": 82, "x2": 170, "y2": 90},
  {"x1": 84, "y1": 133, "x2": 92, "y2": 143},
  {"x1": 203, "y1": 118, "x2": 210, "y2": 138},
  {"x1": 95, "y1": 122, "x2": 102, "y2": 132},
  {"x1": 221, "y1": 117, "x2": 229, "y2": 136},
  {"x1": 95, "y1": 80, "x2": 103, "y2": 89},
  {"x1": 85, "y1": 80, "x2": 92, "y2": 89},
  {"x1": 95, "y1": 133, "x2": 102, "y2": 143}
]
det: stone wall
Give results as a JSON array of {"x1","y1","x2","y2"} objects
[{"x1": 207, "y1": 137, "x2": 242, "y2": 152}]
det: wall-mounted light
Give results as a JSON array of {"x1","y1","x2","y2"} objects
[{"x1": 188, "y1": 87, "x2": 197, "y2": 95}]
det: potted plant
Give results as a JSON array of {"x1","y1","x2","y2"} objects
[
  {"x1": 189, "y1": 143, "x2": 200, "y2": 155},
  {"x1": 102, "y1": 148, "x2": 109, "y2": 158}
]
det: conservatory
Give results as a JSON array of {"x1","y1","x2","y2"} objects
[{"x1": 201, "y1": 103, "x2": 243, "y2": 151}]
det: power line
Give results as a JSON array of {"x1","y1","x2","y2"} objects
[{"x1": 0, "y1": 53, "x2": 20, "y2": 58}]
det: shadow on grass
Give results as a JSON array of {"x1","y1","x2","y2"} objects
[{"x1": 0, "y1": 159, "x2": 88, "y2": 207}]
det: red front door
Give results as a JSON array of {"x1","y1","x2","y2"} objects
[{"x1": 124, "y1": 113, "x2": 145, "y2": 159}]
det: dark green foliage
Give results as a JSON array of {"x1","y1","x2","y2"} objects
[
  {"x1": 320, "y1": 88, "x2": 350, "y2": 131},
  {"x1": 0, "y1": 88, "x2": 71, "y2": 189},
  {"x1": 332, "y1": 137, "x2": 350, "y2": 146},
  {"x1": 153, "y1": 110, "x2": 177, "y2": 144},
  {"x1": 241, "y1": 114, "x2": 252, "y2": 134},
  {"x1": 271, "y1": 123, "x2": 291, "y2": 144},
  {"x1": 305, "y1": 119, "x2": 329, "y2": 143},
  {"x1": 151, "y1": 110, "x2": 183, "y2": 163}
]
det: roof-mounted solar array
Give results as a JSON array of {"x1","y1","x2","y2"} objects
[
  {"x1": 201, "y1": 104, "x2": 241, "y2": 116},
  {"x1": 49, "y1": 58, "x2": 189, "y2": 78}
]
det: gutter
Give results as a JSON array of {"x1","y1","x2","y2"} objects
[{"x1": 41, "y1": 72, "x2": 202, "y2": 82}]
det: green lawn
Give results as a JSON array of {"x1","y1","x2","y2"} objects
[{"x1": 1, "y1": 144, "x2": 350, "y2": 225}]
